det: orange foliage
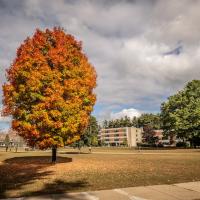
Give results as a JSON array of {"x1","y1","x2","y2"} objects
[{"x1": 3, "y1": 27, "x2": 96, "y2": 149}]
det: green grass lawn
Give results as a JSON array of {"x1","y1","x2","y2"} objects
[{"x1": 0, "y1": 147, "x2": 200, "y2": 198}]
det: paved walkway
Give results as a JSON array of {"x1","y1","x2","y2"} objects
[{"x1": 4, "y1": 181, "x2": 200, "y2": 200}]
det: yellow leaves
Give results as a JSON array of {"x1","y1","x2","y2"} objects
[
  {"x1": 18, "y1": 84, "x2": 25, "y2": 93},
  {"x1": 49, "y1": 110, "x2": 61, "y2": 119},
  {"x1": 26, "y1": 71, "x2": 43, "y2": 91},
  {"x1": 21, "y1": 121, "x2": 32, "y2": 130},
  {"x1": 38, "y1": 134, "x2": 64, "y2": 149},
  {"x1": 66, "y1": 135, "x2": 80, "y2": 145},
  {"x1": 44, "y1": 87, "x2": 53, "y2": 96}
]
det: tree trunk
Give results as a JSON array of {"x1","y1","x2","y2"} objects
[{"x1": 52, "y1": 146, "x2": 57, "y2": 163}]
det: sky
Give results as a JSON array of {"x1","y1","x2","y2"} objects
[{"x1": 0, "y1": 0, "x2": 200, "y2": 130}]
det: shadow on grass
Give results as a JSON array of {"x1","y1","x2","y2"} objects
[
  {"x1": 22, "y1": 179, "x2": 88, "y2": 199},
  {"x1": 0, "y1": 156, "x2": 88, "y2": 199}
]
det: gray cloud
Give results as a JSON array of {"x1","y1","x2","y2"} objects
[{"x1": 0, "y1": 0, "x2": 200, "y2": 122}]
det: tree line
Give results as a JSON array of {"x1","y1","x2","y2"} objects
[{"x1": 102, "y1": 113, "x2": 161, "y2": 129}]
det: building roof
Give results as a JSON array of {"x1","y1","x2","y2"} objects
[{"x1": 100, "y1": 127, "x2": 142, "y2": 131}]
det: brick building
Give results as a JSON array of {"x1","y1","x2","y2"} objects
[{"x1": 98, "y1": 127, "x2": 143, "y2": 147}]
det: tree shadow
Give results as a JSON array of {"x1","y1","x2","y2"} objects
[
  {"x1": 22, "y1": 179, "x2": 89, "y2": 199},
  {"x1": 0, "y1": 156, "x2": 89, "y2": 199}
]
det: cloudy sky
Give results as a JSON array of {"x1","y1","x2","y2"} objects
[{"x1": 0, "y1": 0, "x2": 200, "y2": 129}]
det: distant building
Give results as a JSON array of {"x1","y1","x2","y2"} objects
[
  {"x1": 0, "y1": 130, "x2": 26, "y2": 147},
  {"x1": 0, "y1": 134, "x2": 5, "y2": 146},
  {"x1": 98, "y1": 127, "x2": 143, "y2": 147},
  {"x1": 152, "y1": 129, "x2": 182, "y2": 146},
  {"x1": 152, "y1": 130, "x2": 163, "y2": 139}
]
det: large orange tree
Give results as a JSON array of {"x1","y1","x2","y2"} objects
[{"x1": 3, "y1": 27, "x2": 96, "y2": 162}]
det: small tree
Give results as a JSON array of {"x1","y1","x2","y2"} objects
[
  {"x1": 142, "y1": 125, "x2": 159, "y2": 145},
  {"x1": 80, "y1": 116, "x2": 99, "y2": 146},
  {"x1": 4, "y1": 134, "x2": 10, "y2": 152},
  {"x1": 3, "y1": 27, "x2": 96, "y2": 162},
  {"x1": 100, "y1": 139, "x2": 106, "y2": 146},
  {"x1": 122, "y1": 138, "x2": 128, "y2": 146}
]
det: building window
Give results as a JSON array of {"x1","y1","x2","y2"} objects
[
  {"x1": 115, "y1": 130, "x2": 118, "y2": 132},
  {"x1": 114, "y1": 134, "x2": 119, "y2": 137},
  {"x1": 114, "y1": 138, "x2": 119, "y2": 141}
]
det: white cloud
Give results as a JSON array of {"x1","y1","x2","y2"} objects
[
  {"x1": 0, "y1": 0, "x2": 200, "y2": 121},
  {"x1": 111, "y1": 108, "x2": 142, "y2": 120}
]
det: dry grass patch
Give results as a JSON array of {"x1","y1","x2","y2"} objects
[{"x1": 0, "y1": 149, "x2": 200, "y2": 198}]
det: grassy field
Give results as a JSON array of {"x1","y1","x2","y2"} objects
[{"x1": 0, "y1": 147, "x2": 200, "y2": 198}]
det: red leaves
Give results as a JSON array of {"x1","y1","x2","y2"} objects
[{"x1": 3, "y1": 27, "x2": 97, "y2": 149}]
